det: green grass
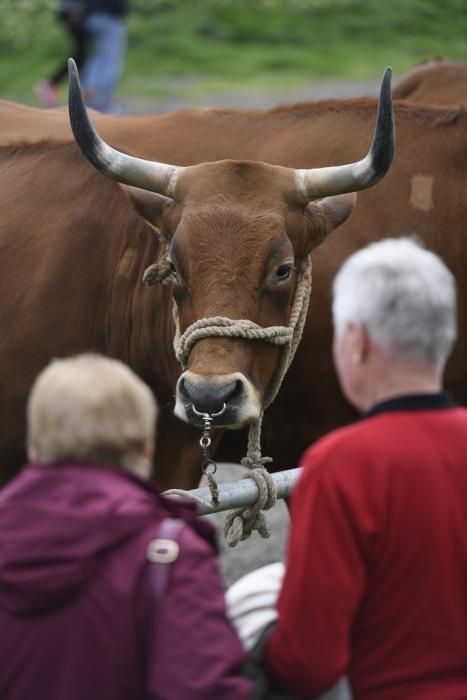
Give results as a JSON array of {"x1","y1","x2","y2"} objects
[{"x1": 0, "y1": 0, "x2": 466, "y2": 104}]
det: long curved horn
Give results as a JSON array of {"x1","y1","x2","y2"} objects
[
  {"x1": 295, "y1": 67, "x2": 394, "y2": 201},
  {"x1": 67, "y1": 58, "x2": 183, "y2": 198}
]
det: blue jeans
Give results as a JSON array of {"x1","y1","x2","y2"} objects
[{"x1": 82, "y1": 13, "x2": 127, "y2": 113}]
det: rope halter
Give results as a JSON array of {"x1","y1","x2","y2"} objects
[{"x1": 147, "y1": 254, "x2": 312, "y2": 545}]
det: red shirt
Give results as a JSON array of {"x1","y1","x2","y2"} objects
[{"x1": 265, "y1": 394, "x2": 467, "y2": 700}]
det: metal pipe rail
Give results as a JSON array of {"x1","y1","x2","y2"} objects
[{"x1": 164, "y1": 467, "x2": 301, "y2": 515}]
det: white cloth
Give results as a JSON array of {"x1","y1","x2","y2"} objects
[
  {"x1": 226, "y1": 562, "x2": 353, "y2": 700},
  {"x1": 226, "y1": 562, "x2": 285, "y2": 651}
]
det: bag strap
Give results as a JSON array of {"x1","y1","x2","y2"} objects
[
  {"x1": 144, "y1": 519, "x2": 185, "y2": 699},
  {"x1": 146, "y1": 518, "x2": 185, "y2": 619}
]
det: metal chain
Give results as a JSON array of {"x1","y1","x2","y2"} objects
[{"x1": 192, "y1": 403, "x2": 227, "y2": 507}]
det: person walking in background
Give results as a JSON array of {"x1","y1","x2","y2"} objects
[
  {"x1": 81, "y1": 0, "x2": 128, "y2": 113},
  {"x1": 0, "y1": 353, "x2": 252, "y2": 700},
  {"x1": 36, "y1": 0, "x2": 88, "y2": 107},
  {"x1": 262, "y1": 238, "x2": 467, "y2": 699}
]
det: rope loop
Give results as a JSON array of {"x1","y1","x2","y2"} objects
[
  {"x1": 224, "y1": 467, "x2": 278, "y2": 547},
  {"x1": 176, "y1": 317, "x2": 293, "y2": 369},
  {"x1": 158, "y1": 255, "x2": 312, "y2": 544}
]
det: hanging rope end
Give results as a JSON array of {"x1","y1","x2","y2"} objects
[{"x1": 207, "y1": 471, "x2": 220, "y2": 508}]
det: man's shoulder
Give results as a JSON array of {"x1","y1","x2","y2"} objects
[
  {"x1": 300, "y1": 416, "x2": 382, "y2": 468},
  {"x1": 300, "y1": 412, "x2": 420, "y2": 486},
  {"x1": 300, "y1": 405, "x2": 467, "y2": 480}
]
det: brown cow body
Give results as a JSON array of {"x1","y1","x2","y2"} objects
[
  {"x1": 0, "y1": 95, "x2": 394, "y2": 165},
  {"x1": 0, "y1": 134, "x2": 359, "y2": 487},
  {"x1": 0, "y1": 141, "x2": 207, "y2": 487},
  {"x1": 1, "y1": 86, "x2": 466, "y2": 487},
  {"x1": 393, "y1": 59, "x2": 467, "y2": 107}
]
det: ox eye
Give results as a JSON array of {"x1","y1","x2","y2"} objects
[
  {"x1": 167, "y1": 259, "x2": 180, "y2": 278},
  {"x1": 273, "y1": 262, "x2": 294, "y2": 283},
  {"x1": 167, "y1": 259, "x2": 183, "y2": 286}
]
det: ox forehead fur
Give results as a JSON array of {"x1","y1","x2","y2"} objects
[
  {"x1": 150, "y1": 190, "x2": 356, "y2": 254},
  {"x1": 173, "y1": 159, "x2": 300, "y2": 207},
  {"x1": 145, "y1": 194, "x2": 355, "y2": 315},
  {"x1": 173, "y1": 206, "x2": 293, "y2": 318},
  {"x1": 174, "y1": 203, "x2": 291, "y2": 257},
  {"x1": 169, "y1": 203, "x2": 290, "y2": 303},
  {"x1": 173, "y1": 199, "x2": 350, "y2": 263}
]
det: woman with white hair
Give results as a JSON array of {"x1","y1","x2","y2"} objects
[
  {"x1": 0, "y1": 353, "x2": 252, "y2": 700},
  {"x1": 261, "y1": 238, "x2": 467, "y2": 699}
]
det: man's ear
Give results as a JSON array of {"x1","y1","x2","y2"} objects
[
  {"x1": 120, "y1": 185, "x2": 173, "y2": 232},
  {"x1": 348, "y1": 321, "x2": 371, "y2": 365},
  {"x1": 304, "y1": 192, "x2": 357, "y2": 249}
]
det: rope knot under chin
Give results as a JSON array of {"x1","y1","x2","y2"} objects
[{"x1": 223, "y1": 467, "x2": 278, "y2": 547}]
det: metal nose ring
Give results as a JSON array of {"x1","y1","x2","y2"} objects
[{"x1": 192, "y1": 402, "x2": 226, "y2": 419}]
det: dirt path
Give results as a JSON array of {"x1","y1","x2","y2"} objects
[{"x1": 121, "y1": 77, "x2": 382, "y2": 114}]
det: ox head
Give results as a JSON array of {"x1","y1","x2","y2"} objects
[{"x1": 68, "y1": 59, "x2": 394, "y2": 429}]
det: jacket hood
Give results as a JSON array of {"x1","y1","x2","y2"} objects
[{"x1": 0, "y1": 463, "x2": 213, "y2": 616}]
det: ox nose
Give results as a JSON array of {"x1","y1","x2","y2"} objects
[{"x1": 179, "y1": 376, "x2": 242, "y2": 415}]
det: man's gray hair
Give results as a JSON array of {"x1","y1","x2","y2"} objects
[
  {"x1": 332, "y1": 237, "x2": 457, "y2": 367},
  {"x1": 27, "y1": 353, "x2": 158, "y2": 477}
]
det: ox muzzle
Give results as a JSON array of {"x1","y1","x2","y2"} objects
[{"x1": 174, "y1": 370, "x2": 261, "y2": 428}]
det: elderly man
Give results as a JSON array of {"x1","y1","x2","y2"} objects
[
  {"x1": 0, "y1": 353, "x2": 252, "y2": 700},
  {"x1": 263, "y1": 238, "x2": 467, "y2": 699}
]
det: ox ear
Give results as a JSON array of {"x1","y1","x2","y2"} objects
[
  {"x1": 304, "y1": 192, "x2": 356, "y2": 249},
  {"x1": 121, "y1": 185, "x2": 173, "y2": 234}
]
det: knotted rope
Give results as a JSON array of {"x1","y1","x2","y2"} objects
[
  {"x1": 223, "y1": 467, "x2": 278, "y2": 547},
  {"x1": 144, "y1": 253, "x2": 312, "y2": 545}
]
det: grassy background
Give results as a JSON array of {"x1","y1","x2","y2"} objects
[{"x1": 0, "y1": 0, "x2": 466, "y2": 103}]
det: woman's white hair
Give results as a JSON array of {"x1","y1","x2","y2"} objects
[
  {"x1": 332, "y1": 237, "x2": 457, "y2": 367},
  {"x1": 27, "y1": 353, "x2": 158, "y2": 478}
]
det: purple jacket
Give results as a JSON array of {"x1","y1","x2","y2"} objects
[{"x1": 0, "y1": 463, "x2": 252, "y2": 700}]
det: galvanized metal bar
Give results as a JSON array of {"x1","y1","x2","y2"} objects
[{"x1": 165, "y1": 467, "x2": 301, "y2": 515}]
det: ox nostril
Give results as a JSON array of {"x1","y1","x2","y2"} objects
[
  {"x1": 216, "y1": 380, "x2": 241, "y2": 406},
  {"x1": 181, "y1": 377, "x2": 243, "y2": 415},
  {"x1": 179, "y1": 377, "x2": 188, "y2": 399}
]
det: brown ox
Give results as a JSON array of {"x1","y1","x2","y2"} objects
[
  {"x1": 0, "y1": 63, "x2": 393, "y2": 487},
  {"x1": 2, "y1": 68, "x2": 467, "y2": 489},
  {"x1": 66, "y1": 67, "x2": 467, "y2": 475},
  {"x1": 393, "y1": 59, "x2": 467, "y2": 107}
]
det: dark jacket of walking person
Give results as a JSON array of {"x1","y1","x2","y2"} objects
[
  {"x1": 0, "y1": 354, "x2": 252, "y2": 700},
  {"x1": 264, "y1": 238, "x2": 467, "y2": 699},
  {"x1": 86, "y1": 0, "x2": 127, "y2": 15}
]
